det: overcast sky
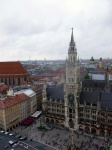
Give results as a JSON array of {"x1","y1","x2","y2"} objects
[{"x1": 0, "y1": 0, "x2": 112, "y2": 61}]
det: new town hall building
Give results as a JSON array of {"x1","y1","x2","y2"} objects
[{"x1": 42, "y1": 29, "x2": 112, "y2": 136}]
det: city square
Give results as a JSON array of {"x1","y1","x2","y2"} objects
[
  {"x1": 0, "y1": 1, "x2": 112, "y2": 150},
  {"x1": 10, "y1": 115, "x2": 111, "y2": 150}
]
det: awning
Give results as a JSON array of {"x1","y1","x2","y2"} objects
[
  {"x1": 22, "y1": 118, "x2": 34, "y2": 125},
  {"x1": 31, "y1": 111, "x2": 42, "y2": 118}
]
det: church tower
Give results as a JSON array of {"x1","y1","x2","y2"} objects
[
  {"x1": 64, "y1": 28, "x2": 81, "y2": 130},
  {"x1": 99, "y1": 58, "x2": 103, "y2": 69}
]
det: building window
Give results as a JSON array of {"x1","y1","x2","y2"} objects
[
  {"x1": 92, "y1": 110, "x2": 96, "y2": 114},
  {"x1": 86, "y1": 103, "x2": 90, "y2": 106},
  {"x1": 18, "y1": 78, "x2": 20, "y2": 85},
  {"x1": 5, "y1": 78, "x2": 7, "y2": 85},
  {"x1": 9, "y1": 78, "x2": 11, "y2": 85},
  {"x1": 24, "y1": 77, "x2": 27, "y2": 81},
  {"x1": 73, "y1": 56, "x2": 75, "y2": 62},
  {"x1": 101, "y1": 112, "x2": 105, "y2": 116},
  {"x1": 13, "y1": 78, "x2": 15, "y2": 85}
]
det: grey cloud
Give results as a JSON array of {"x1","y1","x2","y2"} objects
[
  {"x1": 2, "y1": 18, "x2": 46, "y2": 36},
  {"x1": 0, "y1": 0, "x2": 112, "y2": 61}
]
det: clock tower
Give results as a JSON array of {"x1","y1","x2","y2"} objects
[{"x1": 64, "y1": 28, "x2": 81, "y2": 130}]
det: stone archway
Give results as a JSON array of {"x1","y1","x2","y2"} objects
[
  {"x1": 46, "y1": 118, "x2": 49, "y2": 123},
  {"x1": 99, "y1": 129, "x2": 105, "y2": 136},
  {"x1": 79, "y1": 125, "x2": 84, "y2": 131},
  {"x1": 91, "y1": 128, "x2": 96, "y2": 135},
  {"x1": 107, "y1": 130, "x2": 111, "y2": 136},
  {"x1": 69, "y1": 119, "x2": 74, "y2": 128},
  {"x1": 51, "y1": 119, "x2": 54, "y2": 124},
  {"x1": 55, "y1": 120, "x2": 59, "y2": 124},
  {"x1": 85, "y1": 126, "x2": 90, "y2": 134},
  {"x1": 13, "y1": 125, "x2": 15, "y2": 129},
  {"x1": 7, "y1": 129, "x2": 9, "y2": 132},
  {"x1": 61, "y1": 121, "x2": 64, "y2": 127}
]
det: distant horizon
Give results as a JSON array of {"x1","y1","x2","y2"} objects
[{"x1": 0, "y1": 57, "x2": 112, "y2": 62}]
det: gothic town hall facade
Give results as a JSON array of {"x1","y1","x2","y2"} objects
[{"x1": 42, "y1": 30, "x2": 112, "y2": 136}]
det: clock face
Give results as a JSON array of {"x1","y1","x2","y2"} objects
[{"x1": 68, "y1": 93, "x2": 74, "y2": 108}]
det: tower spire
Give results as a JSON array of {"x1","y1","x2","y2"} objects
[
  {"x1": 71, "y1": 28, "x2": 74, "y2": 42},
  {"x1": 68, "y1": 28, "x2": 76, "y2": 52}
]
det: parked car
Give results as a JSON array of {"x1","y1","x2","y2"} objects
[{"x1": 20, "y1": 136, "x2": 27, "y2": 140}]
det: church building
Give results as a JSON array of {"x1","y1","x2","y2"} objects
[{"x1": 0, "y1": 61, "x2": 30, "y2": 86}]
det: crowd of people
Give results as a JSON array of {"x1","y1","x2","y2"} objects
[
  {"x1": 12, "y1": 117, "x2": 112, "y2": 150},
  {"x1": 72, "y1": 131, "x2": 111, "y2": 150}
]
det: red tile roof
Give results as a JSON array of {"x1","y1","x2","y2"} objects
[
  {"x1": 108, "y1": 71, "x2": 112, "y2": 74},
  {"x1": 30, "y1": 76, "x2": 42, "y2": 81},
  {"x1": 39, "y1": 79, "x2": 50, "y2": 82},
  {"x1": 0, "y1": 61, "x2": 29, "y2": 78},
  {"x1": 32, "y1": 85, "x2": 43, "y2": 91},
  {"x1": 0, "y1": 94, "x2": 29, "y2": 109}
]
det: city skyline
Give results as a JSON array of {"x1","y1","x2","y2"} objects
[{"x1": 0, "y1": 0, "x2": 112, "y2": 61}]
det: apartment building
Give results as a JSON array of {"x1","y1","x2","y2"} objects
[{"x1": 0, "y1": 94, "x2": 29, "y2": 131}]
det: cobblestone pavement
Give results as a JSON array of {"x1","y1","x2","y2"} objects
[{"x1": 11, "y1": 117, "x2": 111, "y2": 150}]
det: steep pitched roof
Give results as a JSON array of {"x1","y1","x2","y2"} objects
[
  {"x1": 95, "y1": 80, "x2": 107, "y2": 89},
  {"x1": 82, "y1": 80, "x2": 96, "y2": 88},
  {"x1": 46, "y1": 84, "x2": 64, "y2": 101},
  {"x1": 82, "y1": 80, "x2": 106, "y2": 89},
  {"x1": 101, "y1": 93, "x2": 112, "y2": 110},
  {"x1": 79, "y1": 91, "x2": 100, "y2": 104},
  {"x1": 0, "y1": 61, "x2": 29, "y2": 77}
]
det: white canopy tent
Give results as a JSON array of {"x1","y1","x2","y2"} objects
[{"x1": 31, "y1": 111, "x2": 42, "y2": 118}]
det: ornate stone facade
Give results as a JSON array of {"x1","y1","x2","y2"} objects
[
  {"x1": 42, "y1": 29, "x2": 81, "y2": 129},
  {"x1": 64, "y1": 28, "x2": 81, "y2": 129},
  {"x1": 42, "y1": 30, "x2": 112, "y2": 136}
]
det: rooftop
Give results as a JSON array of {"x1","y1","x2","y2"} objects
[
  {"x1": 80, "y1": 91, "x2": 100, "y2": 104},
  {"x1": 47, "y1": 84, "x2": 64, "y2": 101},
  {"x1": 0, "y1": 83, "x2": 8, "y2": 93},
  {"x1": 0, "y1": 61, "x2": 29, "y2": 76},
  {"x1": 0, "y1": 94, "x2": 29, "y2": 109}
]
